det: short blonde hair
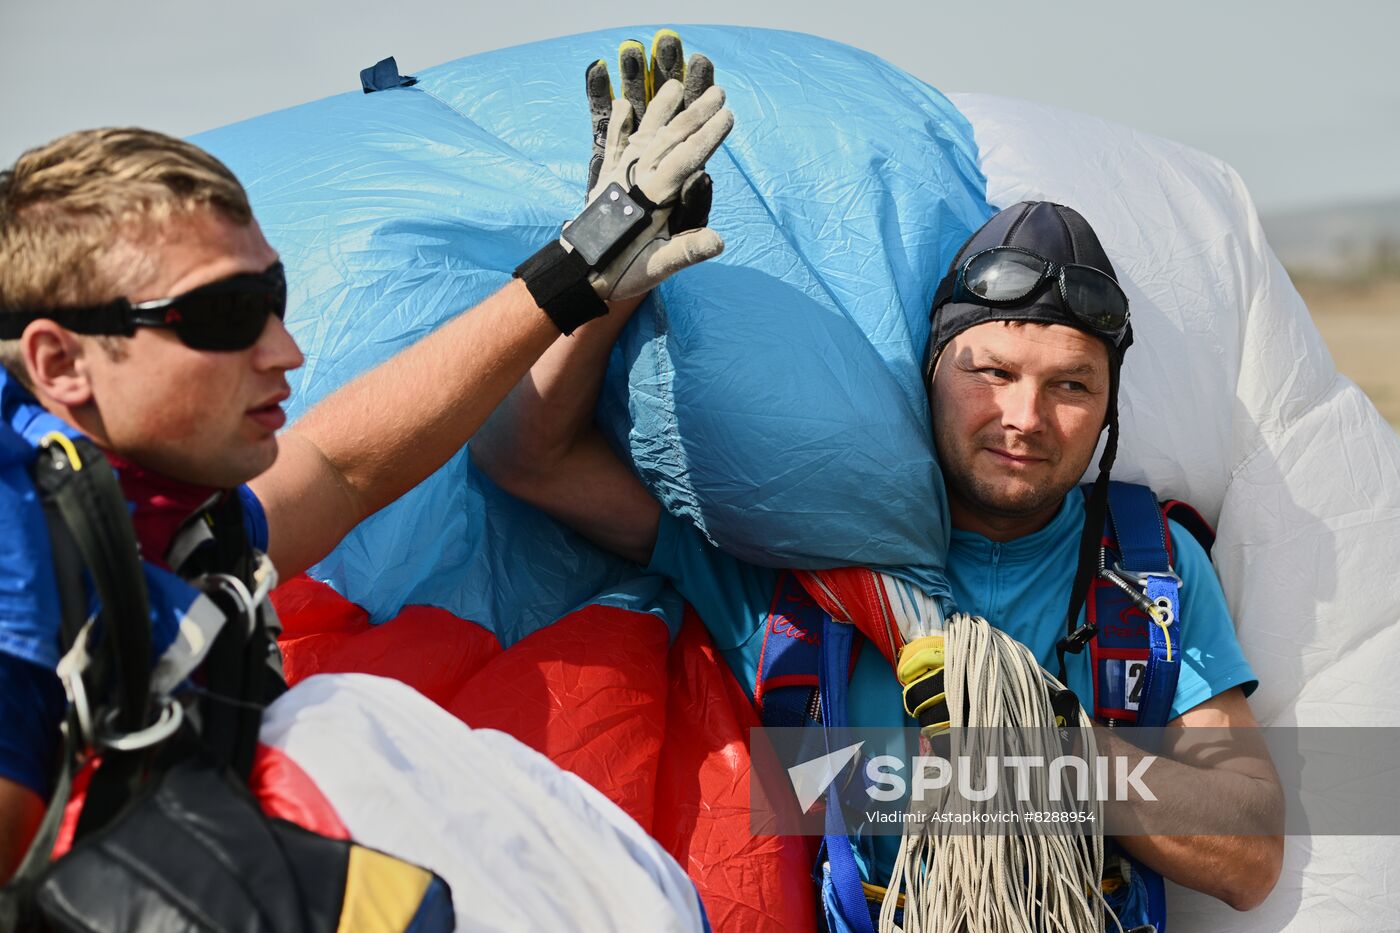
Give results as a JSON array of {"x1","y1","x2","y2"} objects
[{"x1": 0, "y1": 127, "x2": 253, "y2": 383}]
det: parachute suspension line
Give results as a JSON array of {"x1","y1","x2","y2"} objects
[{"x1": 880, "y1": 613, "x2": 1123, "y2": 933}]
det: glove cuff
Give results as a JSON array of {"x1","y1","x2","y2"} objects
[{"x1": 513, "y1": 241, "x2": 608, "y2": 335}]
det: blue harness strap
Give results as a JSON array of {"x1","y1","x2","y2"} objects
[
  {"x1": 1087, "y1": 483, "x2": 1182, "y2": 729},
  {"x1": 1092, "y1": 482, "x2": 1191, "y2": 933},
  {"x1": 818, "y1": 617, "x2": 876, "y2": 933},
  {"x1": 754, "y1": 579, "x2": 871, "y2": 928},
  {"x1": 755, "y1": 571, "x2": 826, "y2": 728},
  {"x1": 1105, "y1": 483, "x2": 1171, "y2": 574},
  {"x1": 1136, "y1": 572, "x2": 1181, "y2": 729}
]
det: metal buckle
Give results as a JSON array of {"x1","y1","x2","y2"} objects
[
  {"x1": 190, "y1": 552, "x2": 277, "y2": 637},
  {"x1": 1099, "y1": 565, "x2": 1182, "y2": 624},
  {"x1": 1057, "y1": 622, "x2": 1097, "y2": 655},
  {"x1": 1108, "y1": 561, "x2": 1183, "y2": 591}
]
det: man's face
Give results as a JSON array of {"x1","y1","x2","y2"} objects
[
  {"x1": 929, "y1": 321, "x2": 1111, "y2": 537},
  {"x1": 76, "y1": 209, "x2": 303, "y2": 488}
]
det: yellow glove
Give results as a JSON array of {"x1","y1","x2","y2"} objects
[{"x1": 898, "y1": 635, "x2": 950, "y2": 737}]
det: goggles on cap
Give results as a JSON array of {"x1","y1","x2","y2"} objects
[
  {"x1": 0, "y1": 261, "x2": 287, "y2": 352},
  {"x1": 944, "y1": 247, "x2": 1130, "y2": 346}
]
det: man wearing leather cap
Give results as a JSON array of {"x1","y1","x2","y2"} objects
[{"x1": 475, "y1": 199, "x2": 1285, "y2": 920}]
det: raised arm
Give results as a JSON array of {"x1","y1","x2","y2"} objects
[
  {"x1": 472, "y1": 295, "x2": 662, "y2": 565},
  {"x1": 250, "y1": 278, "x2": 561, "y2": 579},
  {"x1": 472, "y1": 36, "x2": 725, "y2": 566},
  {"x1": 251, "y1": 44, "x2": 731, "y2": 579}
]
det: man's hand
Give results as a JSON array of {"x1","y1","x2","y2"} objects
[
  {"x1": 513, "y1": 34, "x2": 731, "y2": 334},
  {"x1": 0, "y1": 775, "x2": 45, "y2": 882},
  {"x1": 471, "y1": 36, "x2": 736, "y2": 564},
  {"x1": 575, "y1": 31, "x2": 731, "y2": 301},
  {"x1": 1099, "y1": 687, "x2": 1284, "y2": 911},
  {"x1": 586, "y1": 31, "x2": 716, "y2": 234}
]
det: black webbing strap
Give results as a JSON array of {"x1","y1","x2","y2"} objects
[
  {"x1": 1057, "y1": 470, "x2": 1107, "y2": 683},
  {"x1": 513, "y1": 241, "x2": 608, "y2": 335},
  {"x1": 31, "y1": 436, "x2": 152, "y2": 731},
  {"x1": 1056, "y1": 362, "x2": 1122, "y2": 684},
  {"x1": 179, "y1": 492, "x2": 282, "y2": 780},
  {"x1": 39, "y1": 493, "x2": 89, "y2": 666},
  {"x1": 1, "y1": 436, "x2": 156, "y2": 900}
]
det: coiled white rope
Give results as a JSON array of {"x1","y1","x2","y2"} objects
[{"x1": 878, "y1": 612, "x2": 1120, "y2": 933}]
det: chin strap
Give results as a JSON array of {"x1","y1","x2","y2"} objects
[{"x1": 1058, "y1": 359, "x2": 1122, "y2": 683}]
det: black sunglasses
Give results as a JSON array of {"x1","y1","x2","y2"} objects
[
  {"x1": 0, "y1": 261, "x2": 287, "y2": 351},
  {"x1": 950, "y1": 247, "x2": 1130, "y2": 345}
]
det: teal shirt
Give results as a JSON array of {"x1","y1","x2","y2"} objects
[{"x1": 645, "y1": 492, "x2": 1258, "y2": 883}]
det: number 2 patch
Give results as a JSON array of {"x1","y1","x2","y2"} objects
[
  {"x1": 1095, "y1": 656, "x2": 1149, "y2": 718},
  {"x1": 1124, "y1": 660, "x2": 1146, "y2": 710}
]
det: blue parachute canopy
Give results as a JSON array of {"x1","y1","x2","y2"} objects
[{"x1": 193, "y1": 26, "x2": 993, "y2": 634}]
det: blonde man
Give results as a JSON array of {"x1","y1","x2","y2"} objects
[{"x1": 0, "y1": 83, "x2": 730, "y2": 879}]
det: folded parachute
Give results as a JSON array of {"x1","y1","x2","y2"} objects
[
  {"x1": 269, "y1": 577, "x2": 816, "y2": 933},
  {"x1": 194, "y1": 26, "x2": 996, "y2": 625},
  {"x1": 195, "y1": 25, "x2": 1400, "y2": 933},
  {"x1": 259, "y1": 673, "x2": 709, "y2": 932}
]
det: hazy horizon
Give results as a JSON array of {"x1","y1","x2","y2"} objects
[{"x1": 4, "y1": 1, "x2": 1398, "y2": 214}]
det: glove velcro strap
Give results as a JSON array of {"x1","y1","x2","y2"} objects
[
  {"x1": 627, "y1": 184, "x2": 661, "y2": 211},
  {"x1": 902, "y1": 668, "x2": 948, "y2": 729},
  {"x1": 513, "y1": 241, "x2": 608, "y2": 335}
]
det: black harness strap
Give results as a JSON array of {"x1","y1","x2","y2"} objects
[
  {"x1": 4, "y1": 436, "x2": 291, "y2": 927},
  {"x1": 2, "y1": 436, "x2": 157, "y2": 904},
  {"x1": 34, "y1": 438, "x2": 165, "y2": 843},
  {"x1": 174, "y1": 492, "x2": 284, "y2": 780},
  {"x1": 1057, "y1": 361, "x2": 1123, "y2": 684},
  {"x1": 39, "y1": 502, "x2": 87, "y2": 658},
  {"x1": 32, "y1": 437, "x2": 152, "y2": 731}
]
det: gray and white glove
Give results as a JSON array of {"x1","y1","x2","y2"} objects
[
  {"x1": 584, "y1": 78, "x2": 730, "y2": 300},
  {"x1": 587, "y1": 32, "x2": 716, "y2": 202},
  {"x1": 515, "y1": 33, "x2": 732, "y2": 333}
]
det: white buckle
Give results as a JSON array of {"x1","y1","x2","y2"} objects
[
  {"x1": 55, "y1": 616, "x2": 98, "y2": 747},
  {"x1": 99, "y1": 695, "x2": 184, "y2": 752}
]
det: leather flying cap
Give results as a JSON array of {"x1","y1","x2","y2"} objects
[{"x1": 924, "y1": 201, "x2": 1132, "y2": 382}]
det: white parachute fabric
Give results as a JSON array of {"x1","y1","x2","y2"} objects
[
  {"x1": 950, "y1": 91, "x2": 1400, "y2": 932},
  {"x1": 258, "y1": 674, "x2": 706, "y2": 932}
]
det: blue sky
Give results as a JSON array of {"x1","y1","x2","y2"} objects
[{"x1": 3, "y1": 0, "x2": 1396, "y2": 213}]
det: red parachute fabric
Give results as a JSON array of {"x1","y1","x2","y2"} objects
[
  {"x1": 443, "y1": 601, "x2": 670, "y2": 829},
  {"x1": 652, "y1": 608, "x2": 819, "y2": 932},
  {"x1": 271, "y1": 576, "x2": 816, "y2": 933},
  {"x1": 248, "y1": 743, "x2": 351, "y2": 840},
  {"x1": 272, "y1": 575, "x2": 503, "y2": 709},
  {"x1": 795, "y1": 567, "x2": 905, "y2": 666}
]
